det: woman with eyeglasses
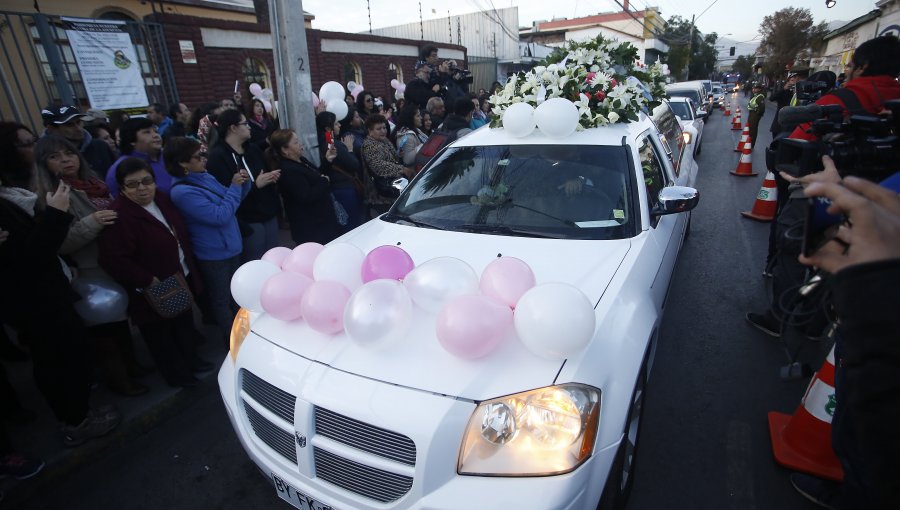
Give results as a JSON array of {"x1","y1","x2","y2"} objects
[
  {"x1": 98, "y1": 157, "x2": 212, "y2": 388},
  {"x1": 32, "y1": 135, "x2": 154, "y2": 397},
  {"x1": 206, "y1": 109, "x2": 282, "y2": 262},
  {"x1": 164, "y1": 137, "x2": 250, "y2": 344},
  {"x1": 356, "y1": 91, "x2": 377, "y2": 122}
]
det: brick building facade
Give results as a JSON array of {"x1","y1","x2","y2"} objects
[{"x1": 148, "y1": 9, "x2": 466, "y2": 110}]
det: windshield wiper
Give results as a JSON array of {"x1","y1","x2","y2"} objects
[
  {"x1": 455, "y1": 224, "x2": 564, "y2": 238},
  {"x1": 381, "y1": 212, "x2": 445, "y2": 230}
]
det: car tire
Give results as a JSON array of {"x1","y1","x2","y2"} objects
[{"x1": 597, "y1": 351, "x2": 650, "y2": 510}]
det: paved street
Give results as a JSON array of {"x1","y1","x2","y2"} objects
[{"x1": 8, "y1": 97, "x2": 828, "y2": 510}]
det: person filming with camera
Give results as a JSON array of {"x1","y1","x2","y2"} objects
[
  {"x1": 785, "y1": 154, "x2": 900, "y2": 510},
  {"x1": 788, "y1": 36, "x2": 900, "y2": 142}
]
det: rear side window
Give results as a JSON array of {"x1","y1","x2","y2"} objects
[
  {"x1": 667, "y1": 89, "x2": 700, "y2": 105},
  {"x1": 637, "y1": 135, "x2": 668, "y2": 211},
  {"x1": 650, "y1": 103, "x2": 685, "y2": 176}
]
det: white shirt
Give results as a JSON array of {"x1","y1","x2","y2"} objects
[{"x1": 142, "y1": 201, "x2": 189, "y2": 276}]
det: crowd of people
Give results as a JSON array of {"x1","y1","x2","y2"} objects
[
  {"x1": 0, "y1": 44, "x2": 500, "y2": 485},
  {"x1": 739, "y1": 35, "x2": 900, "y2": 510}
]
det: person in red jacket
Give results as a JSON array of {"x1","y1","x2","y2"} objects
[{"x1": 789, "y1": 36, "x2": 900, "y2": 141}]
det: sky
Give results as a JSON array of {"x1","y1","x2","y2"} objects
[{"x1": 301, "y1": 0, "x2": 872, "y2": 44}]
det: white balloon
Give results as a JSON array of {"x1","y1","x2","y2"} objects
[
  {"x1": 403, "y1": 257, "x2": 479, "y2": 313},
  {"x1": 319, "y1": 81, "x2": 346, "y2": 103},
  {"x1": 344, "y1": 279, "x2": 412, "y2": 348},
  {"x1": 312, "y1": 242, "x2": 365, "y2": 291},
  {"x1": 231, "y1": 260, "x2": 281, "y2": 312},
  {"x1": 502, "y1": 102, "x2": 536, "y2": 138},
  {"x1": 514, "y1": 283, "x2": 596, "y2": 360},
  {"x1": 72, "y1": 275, "x2": 129, "y2": 325},
  {"x1": 325, "y1": 99, "x2": 349, "y2": 121},
  {"x1": 534, "y1": 97, "x2": 579, "y2": 138}
]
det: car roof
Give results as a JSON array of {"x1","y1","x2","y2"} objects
[
  {"x1": 665, "y1": 82, "x2": 703, "y2": 91},
  {"x1": 453, "y1": 115, "x2": 652, "y2": 147},
  {"x1": 665, "y1": 96, "x2": 692, "y2": 103}
]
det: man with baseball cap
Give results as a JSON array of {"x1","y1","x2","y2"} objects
[{"x1": 41, "y1": 104, "x2": 114, "y2": 176}]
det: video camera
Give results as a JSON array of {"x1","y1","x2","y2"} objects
[
  {"x1": 774, "y1": 99, "x2": 900, "y2": 181},
  {"x1": 446, "y1": 60, "x2": 474, "y2": 85},
  {"x1": 793, "y1": 80, "x2": 831, "y2": 105}
]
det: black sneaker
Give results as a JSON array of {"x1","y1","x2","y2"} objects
[
  {"x1": 790, "y1": 473, "x2": 839, "y2": 509},
  {"x1": 0, "y1": 453, "x2": 45, "y2": 479},
  {"x1": 745, "y1": 312, "x2": 782, "y2": 338}
]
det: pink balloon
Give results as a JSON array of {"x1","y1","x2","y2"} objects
[
  {"x1": 261, "y1": 246, "x2": 291, "y2": 267},
  {"x1": 262, "y1": 99, "x2": 273, "y2": 113},
  {"x1": 437, "y1": 295, "x2": 512, "y2": 359},
  {"x1": 312, "y1": 92, "x2": 320, "y2": 107},
  {"x1": 361, "y1": 245, "x2": 415, "y2": 283},
  {"x1": 260, "y1": 272, "x2": 313, "y2": 321},
  {"x1": 390, "y1": 79, "x2": 400, "y2": 89},
  {"x1": 300, "y1": 280, "x2": 351, "y2": 335},
  {"x1": 479, "y1": 257, "x2": 536, "y2": 308},
  {"x1": 282, "y1": 242, "x2": 324, "y2": 277},
  {"x1": 350, "y1": 83, "x2": 364, "y2": 100},
  {"x1": 249, "y1": 82, "x2": 263, "y2": 96}
]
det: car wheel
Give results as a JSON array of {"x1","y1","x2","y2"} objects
[{"x1": 597, "y1": 352, "x2": 649, "y2": 510}]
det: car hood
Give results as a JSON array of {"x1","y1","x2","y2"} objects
[{"x1": 248, "y1": 219, "x2": 632, "y2": 401}]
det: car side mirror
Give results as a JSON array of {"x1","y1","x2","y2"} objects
[
  {"x1": 392, "y1": 177, "x2": 409, "y2": 191},
  {"x1": 652, "y1": 186, "x2": 699, "y2": 216}
]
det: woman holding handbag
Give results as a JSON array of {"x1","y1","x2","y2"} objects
[
  {"x1": 316, "y1": 111, "x2": 364, "y2": 228},
  {"x1": 97, "y1": 157, "x2": 212, "y2": 388},
  {"x1": 266, "y1": 129, "x2": 346, "y2": 245}
]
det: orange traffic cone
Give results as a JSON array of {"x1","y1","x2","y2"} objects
[
  {"x1": 735, "y1": 126, "x2": 750, "y2": 152},
  {"x1": 720, "y1": 100, "x2": 725, "y2": 111},
  {"x1": 768, "y1": 347, "x2": 844, "y2": 481},
  {"x1": 740, "y1": 171, "x2": 778, "y2": 221},
  {"x1": 730, "y1": 141, "x2": 758, "y2": 176},
  {"x1": 724, "y1": 102, "x2": 731, "y2": 116},
  {"x1": 731, "y1": 109, "x2": 742, "y2": 130}
]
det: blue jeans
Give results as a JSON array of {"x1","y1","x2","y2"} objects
[
  {"x1": 241, "y1": 217, "x2": 280, "y2": 262},
  {"x1": 197, "y1": 256, "x2": 241, "y2": 336}
]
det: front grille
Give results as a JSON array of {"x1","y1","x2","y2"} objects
[
  {"x1": 315, "y1": 407, "x2": 417, "y2": 466},
  {"x1": 244, "y1": 403, "x2": 297, "y2": 464},
  {"x1": 314, "y1": 448, "x2": 413, "y2": 503},
  {"x1": 241, "y1": 369, "x2": 295, "y2": 422}
]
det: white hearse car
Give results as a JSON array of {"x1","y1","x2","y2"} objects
[
  {"x1": 219, "y1": 111, "x2": 699, "y2": 510},
  {"x1": 664, "y1": 96, "x2": 705, "y2": 156}
]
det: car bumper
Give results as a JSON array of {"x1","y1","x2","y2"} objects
[{"x1": 219, "y1": 334, "x2": 618, "y2": 510}]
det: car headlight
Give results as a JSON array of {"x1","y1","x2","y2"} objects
[
  {"x1": 229, "y1": 308, "x2": 251, "y2": 362},
  {"x1": 458, "y1": 384, "x2": 601, "y2": 476},
  {"x1": 682, "y1": 131, "x2": 692, "y2": 144}
]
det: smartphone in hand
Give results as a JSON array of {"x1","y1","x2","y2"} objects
[
  {"x1": 802, "y1": 197, "x2": 844, "y2": 257},
  {"x1": 325, "y1": 131, "x2": 335, "y2": 150}
]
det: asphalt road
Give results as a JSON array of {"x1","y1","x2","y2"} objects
[{"x1": 14, "y1": 98, "x2": 830, "y2": 510}]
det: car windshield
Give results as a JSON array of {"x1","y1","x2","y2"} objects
[
  {"x1": 386, "y1": 144, "x2": 635, "y2": 240},
  {"x1": 668, "y1": 90, "x2": 700, "y2": 104},
  {"x1": 667, "y1": 101, "x2": 692, "y2": 119},
  {"x1": 712, "y1": 87, "x2": 724, "y2": 95}
]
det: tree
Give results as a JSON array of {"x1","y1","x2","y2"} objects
[
  {"x1": 732, "y1": 55, "x2": 753, "y2": 79},
  {"x1": 757, "y1": 7, "x2": 828, "y2": 78},
  {"x1": 662, "y1": 16, "x2": 717, "y2": 80}
]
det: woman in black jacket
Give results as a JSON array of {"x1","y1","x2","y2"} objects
[
  {"x1": 246, "y1": 98, "x2": 277, "y2": 152},
  {"x1": 266, "y1": 129, "x2": 344, "y2": 245},
  {"x1": 206, "y1": 109, "x2": 282, "y2": 262},
  {"x1": 316, "y1": 111, "x2": 364, "y2": 228}
]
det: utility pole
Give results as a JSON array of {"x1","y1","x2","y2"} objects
[
  {"x1": 684, "y1": 14, "x2": 695, "y2": 81},
  {"x1": 268, "y1": 0, "x2": 319, "y2": 166},
  {"x1": 448, "y1": 11, "x2": 452, "y2": 43},
  {"x1": 419, "y1": 3, "x2": 424, "y2": 40},
  {"x1": 367, "y1": 0, "x2": 372, "y2": 34}
]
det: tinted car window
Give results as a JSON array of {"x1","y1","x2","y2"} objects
[
  {"x1": 650, "y1": 103, "x2": 685, "y2": 176},
  {"x1": 666, "y1": 101, "x2": 692, "y2": 119},
  {"x1": 667, "y1": 89, "x2": 701, "y2": 105},
  {"x1": 388, "y1": 145, "x2": 635, "y2": 240}
]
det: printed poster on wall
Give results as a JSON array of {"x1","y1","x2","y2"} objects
[{"x1": 62, "y1": 17, "x2": 149, "y2": 110}]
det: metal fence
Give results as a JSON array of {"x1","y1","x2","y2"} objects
[
  {"x1": 468, "y1": 56, "x2": 499, "y2": 95},
  {"x1": 1, "y1": 11, "x2": 177, "y2": 132}
]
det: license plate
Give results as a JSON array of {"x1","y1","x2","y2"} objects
[{"x1": 273, "y1": 473, "x2": 337, "y2": 510}]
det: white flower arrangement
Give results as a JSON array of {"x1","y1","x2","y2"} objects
[{"x1": 490, "y1": 36, "x2": 669, "y2": 130}]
